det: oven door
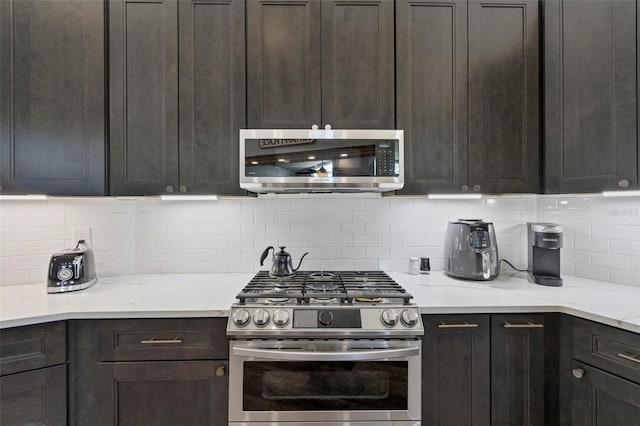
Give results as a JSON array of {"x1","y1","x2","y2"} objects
[{"x1": 229, "y1": 339, "x2": 421, "y2": 425}]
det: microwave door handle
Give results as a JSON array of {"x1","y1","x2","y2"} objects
[{"x1": 232, "y1": 346, "x2": 419, "y2": 361}]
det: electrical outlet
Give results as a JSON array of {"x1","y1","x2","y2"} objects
[{"x1": 73, "y1": 227, "x2": 92, "y2": 246}]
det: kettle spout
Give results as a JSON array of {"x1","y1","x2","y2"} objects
[
  {"x1": 260, "y1": 246, "x2": 274, "y2": 266},
  {"x1": 292, "y1": 252, "x2": 309, "y2": 272}
]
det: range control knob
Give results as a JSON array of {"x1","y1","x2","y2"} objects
[
  {"x1": 272, "y1": 310, "x2": 290, "y2": 327},
  {"x1": 253, "y1": 309, "x2": 270, "y2": 327},
  {"x1": 401, "y1": 309, "x2": 419, "y2": 327},
  {"x1": 381, "y1": 310, "x2": 399, "y2": 327},
  {"x1": 319, "y1": 311, "x2": 334, "y2": 326},
  {"x1": 232, "y1": 309, "x2": 250, "y2": 327}
]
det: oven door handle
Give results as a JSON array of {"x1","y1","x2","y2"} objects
[{"x1": 232, "y1": 346, "x2": 419, "y2": 361}]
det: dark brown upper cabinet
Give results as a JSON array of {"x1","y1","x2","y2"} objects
[
  {"x1": 109, "y1": 0, "x2": 246, "y2": 196},
  {"x1": 0, "y1": 0, "x2": 105, "y2": 195},
  {"x1": 545, "y1": 0, "x2": 638, "y2": 193},
  {"x1": 396, "y1": 0, "x2": 540, "y2": 195},
  {"x1": 247, "y1": 0, "x2": 394, "y2": 130}
]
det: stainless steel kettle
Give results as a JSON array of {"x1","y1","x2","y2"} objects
[{"x1": 260, "y1": 246, "x2": 309, "y2": 277}]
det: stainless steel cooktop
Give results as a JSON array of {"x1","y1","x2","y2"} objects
[{"x1": 227, "y1": 271, "x2": 423, "y2": 338}]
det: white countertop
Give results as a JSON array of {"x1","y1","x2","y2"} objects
[{"x1": 1, "y1": 272, "x2": 639, "y2": 333}]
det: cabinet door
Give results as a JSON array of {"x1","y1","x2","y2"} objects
[
  {"x1": 0, "y1": 365, "x2": 67, "y2": 426},
  {"x1": 396, "y1": 0, "x2": 468, "y2": 194},
  {"x1": 571, "y1": 361, "x2": 640, "y2": 426},
  {"x1": 0, "y1": 0, "x2": 104, "y2": 195},
  {"x1": 178, "y1": 0, "x2": 246, "y2": 195},
  {"x1": 422, "y1": 315, "x2": 490, "y2": 426},
  {"x1": 109, "y1": 0, "x2": 179, "y2": 195},
  {"x1": 468, "y1": 0, "x2": 540, "y2": 194},
  {"x1": 321, "y1": 0, "x2": 394, "y2": 129},
  {"x1": 97, "y1": 360, "x2": 228, "y2": 426},
  {"x1": 247, "y1": 0, "x2": 321, "y2": 128},
  {"x1": 491, "y1": 314, "x2": 545, "y2": 426},
  {"x1": 545, "y1": 0, "x2": 637, "y2": 193}
]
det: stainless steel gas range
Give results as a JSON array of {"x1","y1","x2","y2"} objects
[{"x1": 227, "y1": 271, "x2": 424, "y2": 426}]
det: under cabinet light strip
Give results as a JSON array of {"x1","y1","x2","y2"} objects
[
  {"x1": 0, "y1": 194, "x2": 48, "y2": 201},
  {"x1": 602, "y1": 190, "x2": 640, "y2": 197},
  {"x1": 427, "y1": 193, "x2": 482, "y2": 200},
  {"x1": 160, "y1": 195, "x2": 219, "y2": 201}
]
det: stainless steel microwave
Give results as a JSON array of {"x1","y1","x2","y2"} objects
[{"x1": 239, "y1": 128, "x2": 404, "y2": 193}]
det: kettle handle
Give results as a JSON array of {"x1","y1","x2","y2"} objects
[
  {"x1": 260, "y1": 246, "x2": 274, "y2": 266},
  {"x1": 292, "y1": 252, "x2": 309, "y2": 272}
]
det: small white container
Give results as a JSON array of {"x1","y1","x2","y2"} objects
[{"x1": 408, "y1": 257, "x2": 419, "y2": 275}]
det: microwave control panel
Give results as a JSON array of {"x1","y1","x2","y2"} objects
[{"x1": 375, "y1": 143, "x2": 396, "y2": 176}]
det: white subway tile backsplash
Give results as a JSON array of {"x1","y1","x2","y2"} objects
[
  {"x1": 1, "y1": 270, "x2": 30, "y2": 285},
  {"x1": 341, "y1": 223, "x2": 365, "y2": 235},
  {"x1": 590, "y1": 253, "x2": 630, "y2": 270},
  {"x1": 573, "y1": 264, "x2": 610, "y2": 282},
  {"x1": 1, "y1": 194, "x2": 639, "y2": 287},
  {"x1": 353, "y1": 210, "x2": 378, "y2": 223},
  {"x1": 610, "y1": 240, "x2": 640, "y2": 257},
  {"x1": 341, "y1": 247, "x2": 365, "y2": 259},
  {"x1": 562, "y1": 249, "x2": 592, "y2": 264},
  {"x1": 574, "y1": 237, "x2": 609, "y2": 253},
  {"x1": 610, "y1": 269, "x2": 640, "y2": 288},
  {"x1": 591, "y1": 224, "x2": 631, "y2": 240}
]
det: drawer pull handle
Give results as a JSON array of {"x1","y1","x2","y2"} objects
[
  {"x1": 437, "y1": 322, "x2": 478, "y2": 329},
  {"x1": 618, "y1": 353, "x2": 640, "y2": 364},
  {"x1": 572, "y1": 368, "x2": 585, "y2": 379},
  {"x1": 216, "y1": 366, "x2": 226, "y2": 377},
  {"x1": 140, "y1": 338, "x2": 183, "y2": 345},
  {"x1": 503, "y1": 321, "x2": 544, "y2": 329}
]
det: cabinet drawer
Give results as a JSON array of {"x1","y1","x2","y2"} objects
[
  {"x1": 0, "y1": 321, "x2": 66, "y2": 376},
  {"x1": 94, "y1": 318, "x2": 228, "y2": 361},
  {"x1": 573, "y1": 317, "x2": 640, "y2": 383}
]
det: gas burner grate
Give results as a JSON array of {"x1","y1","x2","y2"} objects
[{"x1": 235, "y1": 271, "x2": 413, "y2": 305}]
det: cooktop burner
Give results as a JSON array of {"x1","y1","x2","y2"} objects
[{"x1": 235, "y1": 271, "x2": 413, "y2": 305}]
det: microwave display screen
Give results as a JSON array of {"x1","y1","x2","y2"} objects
[{"x1": 244, "y1": 139, "x2": 400, "y2": 178}]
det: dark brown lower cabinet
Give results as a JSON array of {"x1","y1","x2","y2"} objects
[
  {"x1": 96, "y1": 360, "x2": 228, "y2": 426},
  {"x1": 422, "y1": 314, "x2": 555, "y2": 425},
  {"x1": 571, "y1": 361, "x2": 640, "y2": 425},
  {"x1": 491, "y1": 314, "x2": 546, "y2": 426},
  {"x1": 0, "y1": 365, "x2": 67, "y2": 426},
  {"x1": 422, "y1": 315, "x2": 491, "y2": 425}
]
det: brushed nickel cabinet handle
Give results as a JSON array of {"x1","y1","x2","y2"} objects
[
  {"x1": 166, "y1": 186, "x2": 174, "y2": 193},
  {"x1": 179, "y1": 185, "x2": 187, "y2": 193},
  {"x1": 572, "y1": 368, "x2": 585, "y2": 379},
  {"x1": 215, "y1": 366, "x2": 226, "y2": 377},
  {"x1": 140, "y1": 338, "x2": 183, "y2": 344},
  {"x1": 437, "y1": 321, "x2": 479, "y2": 329},
  {"x1": 618, "y1": 179, "x2": 630, "y2": 188},
  {"x1": 618, "y1": 353, "x2": 640, "y2": 364},
  {"x1": 503, "y1": 321, "x2": 544, "y2": 328},
  {"x1": 460, "y1": 185, "x2": 469, "y2": 192},
  {"x1": 472, "y1": 185, "x2": 482, "y2": 192}
]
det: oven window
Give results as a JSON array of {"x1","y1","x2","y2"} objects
[{"x1": 243, "y1": 361, "x2": 408, "y2": 411}]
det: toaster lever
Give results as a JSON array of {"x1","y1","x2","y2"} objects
[{"x1": 72, "y1": 255, "x2": 83, "y2": 279}]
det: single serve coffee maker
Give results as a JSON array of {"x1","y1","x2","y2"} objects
[{"x1": 527, "y1": 223, "x2": 563, "y2": 286}]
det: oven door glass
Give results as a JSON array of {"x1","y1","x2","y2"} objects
[{"x1": 243, "y1": 360, "x2": 408, "y2": 411}]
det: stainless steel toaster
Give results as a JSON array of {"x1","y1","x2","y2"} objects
[
  {"x1": 47, "y1": 240, "x2": 97, "y2": 293},
  {"x1": 443, "y1": 219, "x2": 499, "y2": 281}
]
